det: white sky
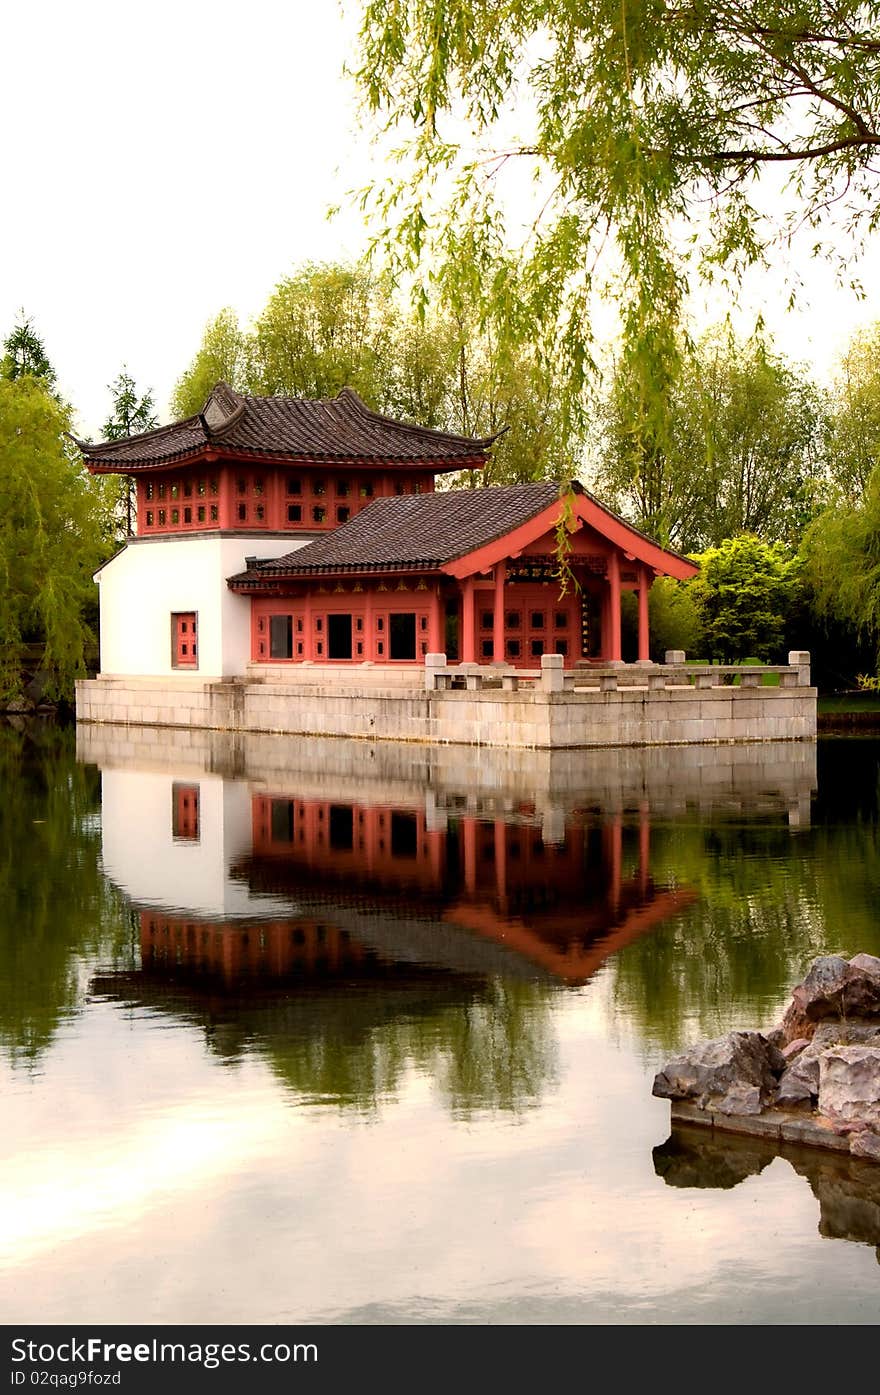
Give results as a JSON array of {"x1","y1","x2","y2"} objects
[{"x1": 4, "y1": 0, "x2": 880, "y2": 438}]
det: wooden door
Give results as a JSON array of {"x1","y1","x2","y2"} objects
[{"x1": 172, "y1": 612, "x2": 198, "y2": 668}]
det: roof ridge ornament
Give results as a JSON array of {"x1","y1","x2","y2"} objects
[{"x1": 201, "y1": 381, "x2": 247, "y2": 438}]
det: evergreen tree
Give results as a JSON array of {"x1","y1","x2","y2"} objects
[{"x1": 1, "y1": 313, "x2": 56, "y2": 389}]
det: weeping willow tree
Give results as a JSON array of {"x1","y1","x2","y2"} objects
[
  {"x1": 0, "y1": 378, "x2": 111, "y2": 702},
  {"x1": 801, "y1": 464, "x2": 880, "y2": 669},
  {"x1": 352, "y1": 2, "x2": 880, "y2": 444}
]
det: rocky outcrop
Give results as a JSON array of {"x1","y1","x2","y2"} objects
[
  {"x1": 653, "y1": 1031, "x2": 784, "y2": 1115},
  {"x1": 654, "y1": 954, "x2": 880, "y2": 1162}
]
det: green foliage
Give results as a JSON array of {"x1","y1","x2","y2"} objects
[
  {"x1": 825, "y1": 323, "x2": 880, "y2": 502},
  {"x1": 1, "y1": 313, "x2": 56, "y2": 390},
  {"x1": 647, "y1": 577, "x2": 704, "y2": 661},
  {"x1": 0, "y1": 379, "x2": 111, "y2": 702},
  {"x1": 801, "y1": 464, "x2": 880, "y2": 664},
  {"x1": 688, "y1": 534, "x2": 802, "y2": 662},
  {"x1": 596, "y1": 329, "x2": 825, "y2": 550},
  {"x1": 170, "y1": 308, "x2": 248, "y2": 418},
  {"x1": 103, "y1": 369, "x2": 158, "y2": 441},
  {"x1": 352, "y1": 2, "x2": 880, "y2": 436},
  {"x1": 171, "y1": 262, "x2": 580, "y2": 484}
]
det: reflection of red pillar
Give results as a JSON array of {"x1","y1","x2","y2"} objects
[
  {"x1": 638, "y1": 801, "x2": 650, "y2": 896},
  {"x1": 637, "y1": 565, "x2": 651, "y2": 661},
  {"x1": 607, "y1": 551, "x2": 622, "y2": 661},
  {"x1": 463, "y1": 817, "x2": 478, "y2": 895},
  {"x1": 461, "y1": 577, "x2": 476, "y2": 662},
  {"x1": 493, "y1": 562, "x2": 506, "y2": 663},
  {"x1": 607, "y1": 814, "x2": 623, "y2": 914},
  {"x1": 494, "y1": 820, "x2": 508, "y2": 911},
  {"x1": 428, "y1": 586, "x2": 443, "y2": 654}
]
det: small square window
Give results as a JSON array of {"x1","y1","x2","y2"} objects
[
  {"x1": 376, "y1": 617, "x2": 384, "y2": 631},
  {"x1": 377, "y1": 641, "x2": 384, "y2": 655},
  {"x1": 336, "y1": 480, "x2": 350, "y2": 497},
  {"x1": 238, "y1": 503, "x2": 247, "y2": 521},
  {"x1": 336, "y1": 506, "x2": 350, "y2": 523},
  {"x1": 356, "y1": 642, "x2": 363, "y2": 655},
  {"x1": 171, "y1": 508, "x2": 179, "y2": 524},
  {"x1": 287, "y1": 478, "x2": 302, "y2": 496},
  {"x1": 198, "y1": 480, "x2": 206, "y2": 496},
  {"x1": 312, "y1": 480, "x2": 326, "y2": 496},
  {"x1": 210, "y1": 479, "x2": 219, "y2": 495},
  {"x1": 315, "y1": 618, "x2": 323, "y2": 632},
  {"x1": 256, "y1": 504, "x2": 265, "y2": 521},
  {"x1": 145, "y1": 510, "x2": 153, "y2": 526},
  {"x1": 530, "y1": 611, "x2": 546, "y2": 629},
  {"x1": 253, "y1": 478, "x2": 264, "y2": 495},
  {"x1": 313, "y1": 506, "x2": 326, "y2": 523},
  {"x1": 296, "y1": 642, "x2": 304, "y2": 656},
  {"x1": 505, "y1": 611, "x2": 521, "y2": 629},
  {"x1": 158, "y1": 482, "x2": 167, "y2": 499},
  {"x1": 419, "y1": 616, "x2": 427, "y2": 631},
  {"x1": 480, "y1": 610, "x2": 493, "y2": 630},
  {"x1": 184, "y1": 481, "x2": 192, "y2": 498},
  {"x1": 316, "y1": 642, "x2": 323, "y2": 655},
  {"x1": 506, "y1": 639, "x2": 521, "y2": 658},
  {"x1": 481, "y1": 639, "x2": 494, "y2": 659},
  {"x1": 530, "y1": 639, "x2": 543, "y2": 657},
  {"x1": 171, "y1": 483, "x2": 179, "y2": 499},
  {"x1": 555, "y1": 639, "x2": 568, "y2": 656},
  {"x1": 183, "y1": 506, "x2": 192, "y2": 523},
  {"x1": 158, "y1": 509, "x2": 166, "y2": 525},
  {"x1": 395, "y1": 483, "x2": 405, "y2": 495},
  {"x1": 210, "y1": 505, "x2": 218, "y2": 522},
  {"x1": 197, "y1": 506, "x2": 205, "y2": 523},
  {"x1": 145, "y1": 482, "x2": 154, "y2": 500},
  {"x1": 413, "y1": 482, "x2": 423, "y2": 494},
  {"x1": 359, "y1": 482, "x2": 374, "y2": 499},
  {"x1": 288, "y1": 504, "x2": 302, "y2": 523},
  {"x1": 296, "y1": 617, "x2": 303, "y2": 633},
  {"x1": 355, "y1": 617, "x2": 363, "y2": 632},
  {"x1": 237, "y1": 478, "x2": 247, "y2": 496},
  {"x1": 554, "y1": 611, "x2": 568, "y2": 629}
]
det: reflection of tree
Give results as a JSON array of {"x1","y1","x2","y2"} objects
[
  {"x1": 612, "y1": 766, "x2": 880, "y2": 1052},
  {"x1": 0, "y1": 723, "x2": 130, "y2": 1065},
  {"x1": 97, "y1": 969, "x2": 557, "y2": 1117}
]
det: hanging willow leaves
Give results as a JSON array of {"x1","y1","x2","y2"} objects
[{"x1": 352, "y1": 2, "x2": 880, "y2": 434}]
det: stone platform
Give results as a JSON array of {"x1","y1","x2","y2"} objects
[{"x1": 75, "y1": 653, "x2": 816, "y2": 750}]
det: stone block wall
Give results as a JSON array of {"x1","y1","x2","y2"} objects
[{"x1": 76, "y1": 673, "x2": 817, "y2": 750}]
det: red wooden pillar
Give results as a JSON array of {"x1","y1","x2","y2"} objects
[
  {"x1": 463, "y1": 817, "x2": 478, "y2": 896},
  {"x1": 461, "y1": 576, "x2": 476, "y2": 663},
  {"x1": 607, "y1": 551, "x2": 622, "y2": 661},
  {"x1": 428, "y1": 584, "x2": 443, "y2": 655},
  {"x1": 637, "y1": 564, "x2": 651, "y2": 661},
  {"x1": 492, "y1": 562, "x2": 506, "y2": 663},
  {"x1": 494, "y1": 819, "x2": 508, "y2": 911},
  {"x1": 364, "y1": 588, "x2": 373, "y2": 662},
  {"x1": 304, "y1": 591, "x2": 313, "y2": 662},
  {"x1": 638, "y1": 800, "x2": 650, "y2": 897}
]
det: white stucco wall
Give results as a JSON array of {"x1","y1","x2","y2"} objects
[
  {"x1": 97, "y1": 534, "x2": 306, "y2": 678},
  {"x1": 100, "y1": 767, "x2": 294, "y2": 920}
]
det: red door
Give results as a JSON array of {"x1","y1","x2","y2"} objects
[{"x1": 172, "y1": 612, "x2": 198, "y2": 668}]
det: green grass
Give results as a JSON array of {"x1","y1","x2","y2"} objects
[{"x1": 819, "y1": 692, "x2": 880, "y2": 715}]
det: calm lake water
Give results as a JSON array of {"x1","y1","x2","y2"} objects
[{"x1": 1, "y1": 723, "x2": 879, "y2": 1325}]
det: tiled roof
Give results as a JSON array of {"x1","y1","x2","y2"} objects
[
  {"x1": 228, "y1": 483, "x2": 563, "y2": 582},
  {"x1": 76, "y1": 382, "x2": 497, "y2": 470}
]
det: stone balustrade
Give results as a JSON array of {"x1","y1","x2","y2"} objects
[{"x1": 424, "y1": 650, "x2": 811, "y2": 694}]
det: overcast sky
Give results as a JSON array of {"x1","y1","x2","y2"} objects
[{"x1": 5, "y1": 1, "x2": 880, "y2": 438}]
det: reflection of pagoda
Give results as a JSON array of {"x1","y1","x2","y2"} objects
[
  {"x1": 239, "y1": 794, "x2": 696, "y2": 986},
  {"x1": 94, "y1": 753, "x2": 695, "y2": 991}
]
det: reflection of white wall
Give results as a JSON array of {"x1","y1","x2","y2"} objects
[
  {"x1": 100, "y1": 768, "x2": 291, "y2": 920},
  {"x1": 97, "y1": 535, "x2": 305, "y2": 678}
]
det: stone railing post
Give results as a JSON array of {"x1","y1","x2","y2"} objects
[
  {"x1": 664, "y1": 650, "x2": 686, "y2": 665},
  {"x1": 541, "y1": 653, "x2": 565, "y2": 692},
  {"x1": 425, "y1": 652, "x2": 447, "y2": 692},
  {"x1": 788, "y1": 650, "x2": 811, "y2": 688}
]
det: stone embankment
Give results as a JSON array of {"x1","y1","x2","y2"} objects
[{"x1": 653, "y1": 954, "x2": 880, "y2": 1161}]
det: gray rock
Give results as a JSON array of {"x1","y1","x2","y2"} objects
[
  {"x1": 780, "y1": 987, "x2": 816, "y2": 1044},
  {"x1": 809, "y1": 1019, "x2": 880, "y2": 1051},
  {"x1": 775, "y1": 1069, "x2": 815, "y2": 1108},
  {"x1": 849, "y1": 953, "x2": 880, "y2": 983},
  {"x1": 850, "y1": 1130, "x2": 880, "y2": 1162},
  {"x1": 818, "y1": 1046, "x2": 880, "y2": 1129},
  {"x1": 652, "y1": 1031, "x2": 784, "y2": 1113},
  {"x1": 781, "y1": 1037, "x2": 811, "y2": 1061},
  {"x1": 799, "y1": 955, "x2": 880, "y2": 1021}
]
